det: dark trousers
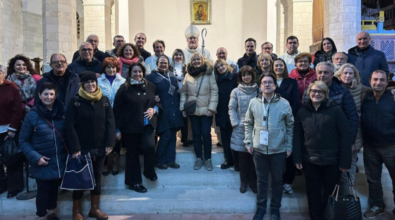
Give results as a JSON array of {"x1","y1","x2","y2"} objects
[
  {"x1": 364, "y1": 146, "x2": 395, "y2": 208},
  {"x1": 72, "y1": 156, "x2": 105, "y2": 200},
  {"x1": 157, "y1": 128, "x2": 177, "y2": 165},
  {"x1": 181, "y1": 117, "x2": 188, "y2": 143},
  {"x1": 283, "y1": 156, "x2": 296, "y2": 184},
  {"x1": 239, "y1": 151, "x2": 257, "y2": 187},
  {"x1": 36, "y1": 179, "x2": 61, "y2": 217},
  {"x1": 304, "y1": 162, "x2": 341, "y2": 220},
  {"x1": 0, "y1": 132, "x2": 24, "y2": 194},
  {"x1": 253, "y1": 151, "x2": 286, "y2": 211},
  {"x1": 122, "y1": 126, "x2": 156, "y2": 185},
  {"x1": 220, "y1": 125, "x2": 234, "y2": 164},
  {"x1": 189, "y1": 115, "x2": 213, "y2": 159}
]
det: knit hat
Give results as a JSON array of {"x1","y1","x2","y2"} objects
[
  {"x1": 185, "y1": 25, "x2": 200, "y2": 39},
  {"x1": 79, "y1": 71, "x2": 98, "y2": 84}
]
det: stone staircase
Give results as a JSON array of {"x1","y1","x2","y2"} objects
[{"x1": 0, "y1": 139, "x2": 393, "y2": 217}]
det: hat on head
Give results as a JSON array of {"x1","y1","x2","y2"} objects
[
  {"x1": 185, "y1": 25, "x2": 200, "y2": 39},
  {"x1": 79, "y1": 71, "x2": 98, "y2": 84}
]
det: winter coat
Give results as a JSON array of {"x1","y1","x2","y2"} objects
[
  {"x1": 105, "y1": 48, "x2": 118, "y2": 58},
  {"x1": 97, "y1": 73, "x2": 126, "y2": 107},
  {"x1": 65, "y1": 95, "x2": 115, "y2": 155},
  {"x1": 72, "y1": 49, "x2": 108, "y2": 62},
  {"x1": 120, "y1": 56, "x2": 146, "y2": 79},
  {"x1": 34, "y1": 69, "x2": 80, "y2": 108},
  {"x1": 229, "y1": 83, "x2": 259, "y2": 152},
  {"x1": 215, "y1": 72, "x2": 238, "y2": 128},
  {"x1": 113, "y1": 81, "x2": 158, "y2": 134},
  {"x1": 244, "y1": 93, "x2": 294, "y2": 154},
  {"x1": 237, "y1": 53, "x2": 257, "y2": 69},
  {"x1": 68, "y1": 57, "x2": 103, "y2": 75},
  {"x1": 0, "y1": 80, "x2": 22, "y2": 131},
  {"x1": 293, "y1": 99, "x2": 352, "y2": 169},
  {"x1": 275, "y1": 78, "x2": 300, "y2": 116},
  {"x1": 145, "y1": 55, "x2": 173, "y2": 74},
  {"x1": 180, "y1": 61, "x2": 218, "y2": 115},
  {"x1": 361, "y1": 90, "x2": 395, "y2": 148},
  {"x1": 146, "y1": 71, "x2": 184, "y2": 135},
  {"x1": 348, "y1": 45, "x2": 389, "y2": 87},
  {"x1": 313, "y1": 50, "x2": 336, "y2": 68},
  {"x1": 19, "y1": 100, "x2": 67, "y2": 180},
  {"x1": 289, "y1": 68, "x2": 317, "y2": 101},
  {"x1": 139, "y1": 48, "x2": 152, "y2": 60}
]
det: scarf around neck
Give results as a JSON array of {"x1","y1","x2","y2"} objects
[
  {"x1": 187, "y1": 63, "x2": 207, "y2": 77},
  {"x1": 8, "y1": 72, "x2": 36, "y2": 102},
  {"x1": 119, "y1": 56, "x2": 140, "y2": 74},
  {"x1": 130, "y1": 78, "x2": 146, "y2": 85},
  {"x1": 78, "y1": 84, "x2": 103, "y2": 101},
  {"x1": 36, "y1": 99, "x2": 64, "y2": 120}
]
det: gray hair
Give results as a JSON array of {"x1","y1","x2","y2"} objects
[
  {"x1": 0, "y1": 64, "x2": 6, "y2": 74},
  {"x1": 332, "y1": 52, "x2": 348, "y2": 61},
  {"x1": 316, "y1": 61, "x2": 335, "y2": 73},
  {"x1": 86, "y1": 34, "x2": 99, "y2": 41},
  {"x1": 79, "y1": 42, "x2": 93, "y2": 50}
]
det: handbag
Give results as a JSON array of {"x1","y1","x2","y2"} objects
[
  {"x1": 183, "y1": 74, "x2": 205, "y2": 115},
  {"x1": 60, "y1": 153, "x2": 95, "y2": 190},
  {"x1": 327, "y1": 172, "x2": 362, "y2": 220},
  {"x1": 0, "y1": 136, "x2": 23, "y2": 167}
]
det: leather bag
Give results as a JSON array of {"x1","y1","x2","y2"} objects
[{"x1": 184, "y1": 75, "x2": 204, "y2": 115}]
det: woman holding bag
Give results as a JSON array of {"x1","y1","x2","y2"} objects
[
  {"x1": 19, "y1": 82, "x2": 67, "y2": 220},
  {"x1": 65, "y1": 72, "x2": 115, "y2": 220}
]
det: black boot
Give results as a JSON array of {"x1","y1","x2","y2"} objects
[{"x1": 253, "y1": 208, "x2": 266, "y2": 220}]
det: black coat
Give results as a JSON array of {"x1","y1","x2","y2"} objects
[
  {"x1": 293, "y1": 99, "x2": 352, "y2": 169},
  {"x1": 65, "y1": 95, "x2": 115, "y2": 155},
  {"x1": 275, "y1": 78, "x2": 300, "y2": 116},
  {"x1": 215, "y1": 72, "x2": 238, "y2": 128},
  {"x1": 361, "y1": 90, "x2": 395, "y2": 147},
  {"x1": 313, "y1": 50, "x2": 336, "y2": 68},
  {"x1": 139, "y1": 48, "x2": 152, "y2": 60},
  {"x1": 34, "y1": 69, "x2": 80, "y2": 108},
  {"x1": 237, "y1": 53, "x2": 257, "y2": 69},
  {"x1": 68, "y1": 57, "x2": 103, "y2": 75},
  {"x1": 113, "y1": 81, "x2": 158, "y2": 134},
  {"x1": 72, "y1": 49, "x2": 108, "y2": 62}
]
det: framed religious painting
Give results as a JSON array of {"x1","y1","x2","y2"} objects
[{"x1": 190, "y1": 0, "x2": 211, "y2": 24}]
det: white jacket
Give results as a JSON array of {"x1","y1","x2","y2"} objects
[{"x1": 98, "y1": 73, "x2": 126, "y2": 107}]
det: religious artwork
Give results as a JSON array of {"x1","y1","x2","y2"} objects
[{"x1": 190, "y1": 0, "x2": 211, "y2": 24}]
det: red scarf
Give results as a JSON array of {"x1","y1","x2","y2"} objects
[{"x1": 118, "y1": 56, "x2": 140, "y2": 74}]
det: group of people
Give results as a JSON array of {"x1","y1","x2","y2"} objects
[{"x1": 0, "y1": 24, "x2": 394, "y2": 220}]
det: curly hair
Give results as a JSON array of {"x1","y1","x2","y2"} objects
[
  {"x1": 7, "y1": 54, "x2": 37, "y2": 77},
  {"x1": 116, "y1": 43, "x2": 140, "y2": 59}
]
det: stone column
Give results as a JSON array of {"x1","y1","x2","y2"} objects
[
  {"x1": 42, "y1": 0, "x2": 77, "y2": 62},
  {"x1": 83, "y1": 0, "x2": 112, "y2": 52},
  {"x1": 324, "y1": 0, "x2": 361, "y2": 52},
  {"x1": 118, "y1": 0, "x2": 129, "y2": 41},
  {"x1": 287, "y1": 0, "x2": 314, "y2": 52},
  {"x1": 0, "y1": 0, "x2": 3, "y2": 65},
  {"x1": 1, "y1": 0, "x2": 23, "y2": 65}
]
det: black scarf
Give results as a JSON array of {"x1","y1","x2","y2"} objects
[
  {"x1": 187, "y1": 63, "x2": 208, "y2": 77},
  {"x1": 36, "y1": 99, "x2": 64, "y2": 120}
]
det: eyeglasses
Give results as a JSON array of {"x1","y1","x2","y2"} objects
[
  {"x1": 261, "y1": 81, "x2": 274, "y2": 85},
  {"x1": 51, "y1": 60, "x2": 67, "y2": 65},
  {"x1": 81, "y1": 48, "x2": 93, "y2": 52},
  {"x1": 297, "y1": 60, "x2": 309, "y2": 64},
  {"x1": 310, "y1": 89, "x2": 325, "y2": 95}
]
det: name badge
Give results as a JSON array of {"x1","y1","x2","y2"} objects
[
  {"x1": 260, "y1": 130, "x2": 269, "y2": 145},
  {"x1": 168, "y1": 84, "x2": 176, "y2": 96}
]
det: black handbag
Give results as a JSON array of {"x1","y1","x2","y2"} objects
[
  {"x1": 327, "y1": 172, "x2": 362, "y2": 220},
  {"x1": 0, "y1": 136, "x2": 23, "y2": 167},
  {"x1": 184, "y1": 74, "x2": 205, "y2": 115}
]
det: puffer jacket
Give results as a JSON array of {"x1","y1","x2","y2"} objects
[
  {"x1": 229, "y1": 83, "x2": 259, "y2": 152},
  {"x1": 293, "y1": 99, "x2": 352, "y2": 169},
  {"x1": 180, "y1": 61, "x2": 218, "y2": 115},
  {"x1": 244, "y1": 93, "x2": 294, "y2": 154},
  {"x1": 289, "y1": 68, "x2": 317, "y2": 101},
  {"x1": 97, "y1": 73, "x2": 126, "y2": 107}
]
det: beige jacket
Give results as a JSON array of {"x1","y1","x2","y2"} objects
[{"x1": 180, "y1": 61, "x2": 218, "y2": 116}]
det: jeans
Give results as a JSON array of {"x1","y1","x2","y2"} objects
[
  {"x1": 220, "y1": 124, "x2": 234, "y2": 164},
  {"x1": 363, "y1": 146, "x2": 395, "y2": 209},
  {"x1": 304, "y1": 162, "x2": 341, "y2": 220},
  {"x1": 253, "y1": 151, "x2": 286, "y2": 211},
  {"x1": 157, "y1": 128, "x2": 177, "y2": 165},
  {"x1": 239, "y1": 151, "x2": 257, "y2": 187},
  {"x1": 72, "y1": 155, "x2": 105, "y2": 200},
  {"x1": 36, "y1": 179, "x2": 61, "y2": 217},
  {"x1": 189, "y1": 115, "x2": 213, "y2": 159}
]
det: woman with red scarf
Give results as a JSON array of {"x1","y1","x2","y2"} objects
[{"x1": 117, "y1": 43, "x2": 145, "y2": 79}]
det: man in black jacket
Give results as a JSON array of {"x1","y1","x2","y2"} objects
[
  {"x1": 35, "y1": 53, "x2": 80, "y2": 108},
  {"x1": 361, "y1": 70, "x2": 395, "y2": 218},
  {"x1": 72, "y1": 34, "x2": 107, "y2": 62},
  {"x1": 68, "y1": 42, "x2": 103, "y2": 75},
  {"x1": 237, "y1": 38, "x2": 257, "y2": 69}
]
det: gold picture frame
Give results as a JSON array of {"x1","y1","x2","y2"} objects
[{"x1": 190, "y1": 0, "x2": 211, "y2": 25}]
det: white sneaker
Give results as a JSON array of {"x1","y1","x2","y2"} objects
[{"x1": 283, "y1": 184, "x2": 293, "y2": 194}]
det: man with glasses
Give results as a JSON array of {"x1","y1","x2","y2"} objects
[
  {"x1": 134, "y1": 33, "x2": 152, "y2": 60},
  {"x1": 237, "y1": 38, "x2": 258, "y2": 69},
  {"x1": 106, "y1": 35, "x2": 125, "y2": 58},
  {"x1": 72, "y1": 34, "x2": 108, "y2": 62},
  {"x1": 35, "y1": 53, "x2": 80, "y2": 108},
  {"x1": 68, "y1": 42, "x2": 103, "y2": 75},
  {"x1": 261, "y1": 42, "x2": 277, "y2": 60},
  {"x1": 183, "y1": 25, "x2": 212, "y2": 64}
]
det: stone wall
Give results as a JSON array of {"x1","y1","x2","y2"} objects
[{"x1": 23, "y1": 11, "x2": 43, "y2": 60}]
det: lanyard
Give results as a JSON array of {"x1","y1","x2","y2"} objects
[
  {"x1": 262, "y1": 97, "x2": 271, "y2": 128},
  {"x1": 157, "y1": 72, "x2": 171, "y2": 83}
]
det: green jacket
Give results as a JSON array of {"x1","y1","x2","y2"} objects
[{"x1": 244, "y1": 93, "x2": 294, "y2": 154}]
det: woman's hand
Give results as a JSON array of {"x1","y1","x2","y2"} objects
[
  {"x1": 37, "y1": 156, "x2": 50, "y2": 165},
  {"x1": 206, "y1": 110, "x2": 213, "y2": 117},
  {"x1": 247, "y1": 147, "x2": 253, "y2": 154},
  {"x1": 155, "y1": 95, "x2": 160, "y2": 103},
  {"x1": 286, "y1": 150, "x2": 292, "y2": 158},
  {"x1": 72, "y1": 151, "x2": 81, "y2": 159},
  {"x1": 295, "y1": 163, "x2": 303, "y2": 170},
  {"x1": 182, "y1": 111, "x2": 187, "y2": 118},
  {"x1": 105, "y1": 147, "x2": 113, "y2": 155},
  {"x1": 340, "y1": 168, "x2": 349, "y2": 172},
  {"x1": 144, "y1": 108, "x2": 156, "y2": 120},
  {"x1": 5, "y1": 131, "x2": 15, "y2": 140}
]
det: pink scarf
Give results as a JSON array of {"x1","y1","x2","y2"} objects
[{"x1": 118, "y1": 56, "x2": 140, "y2": 74}]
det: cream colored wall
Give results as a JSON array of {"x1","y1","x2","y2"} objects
[{"x1": 126, "y1": 0, "x2": 279, "y2": 62}]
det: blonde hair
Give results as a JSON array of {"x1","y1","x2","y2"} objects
[
  {"x1": 334, "y1": 63, "x2": 360, "y2": 84},
  {"x1": 257, "y1": 53, "x2": 273, "y2": 69},
  {"x1": 189, "y1": 52, "x2": 205, "y2": 66},
  {"x1": 307, "y1": 81, "x2": 329, "y2": 98},
  {"x1": 214, "y1": 59, "x2": 233, "y2": 78}
]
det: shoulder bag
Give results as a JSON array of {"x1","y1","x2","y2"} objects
[{"x1": 183, "y1": 75, "x2": 204, "y2": 115}]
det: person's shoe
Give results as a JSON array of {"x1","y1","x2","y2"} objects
[
  {"x1": 167, "y1": 162, "x2": 180, "y2": 169},
  {"x1": 148, "y1": 174, "x2": 158, "y2": 181},
  {"x1": 216, "y1": 142, "x2": 222, "y2": 147},
  {"x1": 270, "y1": 209, "x2": 281, "y2": 220},
  {"x1": 0, "y1": 177, "x2": 7, "y2": 194},
  {"x1": 234, "y1": 164, "x2": 240, "y2": 171},
  {"x1": 283, "y1": 184, "x2": 293, "y2": 194},
  {"x1": 47, "y1": 209, "x2": 59, "y2": 220},
  {"x1": 7, "y1": 189, "x2": 22, "y2": 198},
  {"x1": 205, "y1": 159, "x2": 213, "y2": 171},
  {"x1": 112, "y1": 152, "x2": 120, "y2": 175},
  {"x1": 37, "y1": 215, "x2": 48, "y2": 220},
  {"x1": 220, "y1": 161, "x2": 234, "y2": 169},
  {"x1": 364, "y1": 206, "x2": 385, "y2": 218},
  {"x1": 239, "y1": 182, "x2": 247, "y2": 193},
  {"x1": 156, "y1": 164, "x2": 168, "y2": 170},
  {"x1": 72, "y1": 199, "x2": 83, "y2": 220},
  {"x1": 194, "y1": 158, "x2": 204, "y2": 170},
  {"x1": 129, "y1": 184, "x2": 147, "y2": 193},
  {"x1": 253, "y1": 208, "x2": 266, "y2": 220},
  {"x1": 88, "y1": 195, "x2": 108, "y2": 220}
]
